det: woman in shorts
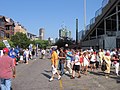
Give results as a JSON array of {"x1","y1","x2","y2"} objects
[{"x1": 71, "y1": 50, "x2": 81, "y2": 79}]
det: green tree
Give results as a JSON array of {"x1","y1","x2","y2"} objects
[
  {"x1": 8, "y1": 39, "x2": 15, "y2": 47},
  {"x1": 0, "y1": 41, "x2": 5, "y2": 49},
  {"x1": 33, "y1": 40, "x2": 50, "y2": 49},
  {"x1": 11, "y1": 32, "x2": 31, "y2": 49}
]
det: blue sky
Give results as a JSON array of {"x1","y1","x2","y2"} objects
[{"x1": 0, "y1": 0, "x2": 103, "y2": 40}]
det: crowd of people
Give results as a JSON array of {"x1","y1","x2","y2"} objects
[
  {"x1": 0, "y1": 47, "x2": 47, "y2": 90},
  {"x1": 49, "y1": 47, "x2": 120, "y2": 81},
  {"x1": 0, "y1": 47, "x2": 50, "y2": 90},
  {"x1": 7, "y1": 48, "x2": 37, "y2": 65},
  {"x1": 0, "y1": 46, "x2": 120, "y2": 89}
]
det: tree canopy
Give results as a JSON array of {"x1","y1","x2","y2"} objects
[
  {"x1": 33, "y1": 40, "x2": 49, "y2": 49},
  {"x1": 10, "y1": 32, "x2": 31, "y2": 49}
]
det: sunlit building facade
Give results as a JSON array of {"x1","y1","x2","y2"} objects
[
  {"x1": 0, "y1": 15, "x2": 15, "y2": 40},
  {"x1": 14, "y1": 22, "x2": 27, "y2": 35}
]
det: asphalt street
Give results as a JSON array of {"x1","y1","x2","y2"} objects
[{"x1": 12, "y1": 57, "x2": 120, "y2": 90}]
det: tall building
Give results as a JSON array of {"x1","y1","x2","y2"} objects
[
  {"x1": 59, "y1": 29, "x2": 65, "y2": 38},
  {"x1": 39, "y1": 28, "x2": 45, "y2": 40},
  {"x1": 59, "y1": 27, "x2": 71, "y2": 39}
]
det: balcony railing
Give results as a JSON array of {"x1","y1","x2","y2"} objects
[
  {"x1": 85, "y1": 24, "x2": 90, "y2": 31},
  {"x1": 95, "y1": 7, "x2": 102, "y2": 17},
  {"x1": 102, "y1": 0, "x2": 109, "y2": 8},
  {"x1": 82, "y1": 0, "x2": 110, "y2": 40},
  {"x1": 90, "y1": 17, "x2": 95, "y2": 25}
]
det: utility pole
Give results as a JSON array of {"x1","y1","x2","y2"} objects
[{"x1": 76, "y1": 19, "x2": 78, "y2": 44}]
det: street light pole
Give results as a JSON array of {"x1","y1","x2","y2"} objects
[{"x1": 84, "y1": 0, "x2": 86, "y2": 34}]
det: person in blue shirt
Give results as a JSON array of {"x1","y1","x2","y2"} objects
[
  {"x1": 8, "y1": 48, "x2": 18, "y2": 65},
  {"x1": 65, "y1": 49, "x2": 73, "y2": 75}
]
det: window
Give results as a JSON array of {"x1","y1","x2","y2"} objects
[
  {"x1": 6, "y1": 33, "x2": 10, "y2": 38},
  {"x1": 0, "y1": 30, "x2": 5, "y2": 37},
  {"x1": 0, "y1": 22, "x2": 5, "y2": 27},
  {"x1": 6, "y1": 26, "x2": 10, "y2": 30},
  {"x1": 0, "y1": 19, "x2": 5, "y2": 26},
  {"x1": 11, "y1": 26, "x2": 14, "y2": 30}
]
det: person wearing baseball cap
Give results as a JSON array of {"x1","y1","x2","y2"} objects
[
  {"x1": 0, "y1": 47, "x2": 16, "y2": 90},
  {"x1": 3, "y1": 48, "x2": 9, "y2": 53}
]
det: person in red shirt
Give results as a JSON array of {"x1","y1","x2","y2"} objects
[
  {"x1": 0, "y1": 48, "x2": 16, "y2": 90},
  {"x1": 79, "y1": 52, "x2": 84, "y2": 72}
]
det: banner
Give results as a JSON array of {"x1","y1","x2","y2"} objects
[{"x1": 3, "y1": 40, "x2": 11, "y2": 49}]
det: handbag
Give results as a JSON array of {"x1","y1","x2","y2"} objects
[{"x1": 101, "y1": 60, "x2": 107, "y2": 71}]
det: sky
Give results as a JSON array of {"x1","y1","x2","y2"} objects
[{"x1": 0, "y1": 0, "x2": 103, "y2": 40}]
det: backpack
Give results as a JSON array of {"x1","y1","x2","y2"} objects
[{"x1": 101, "y1": 60, "x2": 107, "y2": 71}]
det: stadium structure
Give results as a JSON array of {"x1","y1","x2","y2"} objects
[{"x1": 80, "y1": 0, "x2": 120, "y2": 50}]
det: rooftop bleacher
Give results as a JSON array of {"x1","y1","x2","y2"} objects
[{"x1": 81, "y1": 0, "x2": 110, "y2": 39}]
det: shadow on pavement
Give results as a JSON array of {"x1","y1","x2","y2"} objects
[
  {"x1": 44, "y1": 70, "x2": 52, "y2": 73},
  {"x1": 89, "y1": 70, "x2": 120, "y2": 83},
  {"x1": 88, "y1": 70, "x2": 118, "y2": 76},
  {"x1": 41, "y1": 73, "x2": 51, "y2": 79},
  {"x1": 110, "y1": 71, "x2": 117, "y2": 75},
  {"x1": 116, "y1": 80, "x2": 120, "y2": 83},
  {"x1": 110, "y1": 76, "x2": 120, "y2": 83},
  {"x1": 88, "y1": 71, "x2": 105, "y2": 76},
  {"x1": 65, "y1": 73, "x2": 71, "y2": 77}
]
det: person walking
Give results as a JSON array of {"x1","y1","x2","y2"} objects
[
  {"x1": 0, "y1": 48, "x2": 16, "y2": 90},
  {"x1": 79, "y1": 52, "x2": 84, "y2": 73},
  {"x1": 89, "y1": 52, "x2": 96, "y2": 72},
  {"x1": 70, "y1": 50, "x2": 81, "y2": 79},
  {"x1": 19, "y1": 49, "x2": 24, "y2": 63},
  {"x1": 58, "y1": 48, "x2": 66, "y2": 76},
  {"x1": 112, "y1": 54, "x2": 120, "y2": 76},
  {"x1": 98, "y1": 49, "x2": 104, "y2": 65},
  {"x1": 65, "y1": 49, "x2": 73, "y2": 75},
  {"x1": 49, "y1": 48, "x2": 61, "y2": 82},
  {"x1": 83, "y1": 51, "x2": 90, "y2": 75},
  {"x1": 103, "y1": 51, "x2": 111, "y2": 78},
  {"x1": 32, "y1": 49, "x2": 36, "y2": 60},
  {"x1": 8, "y1": 48, "x2": 17, "y2": 65},
  {"x1": 41, "y1": 49, "x2": 46, "y2": 59},
  {"x1": 24, "y1": 49, "x2": 29, "y2": 64}
]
